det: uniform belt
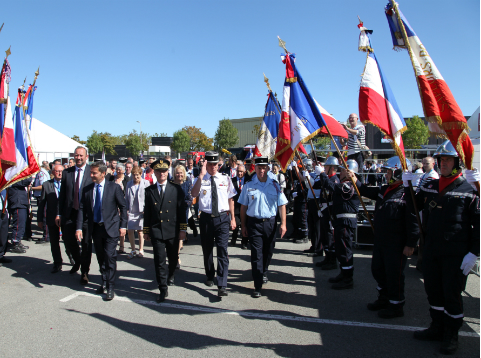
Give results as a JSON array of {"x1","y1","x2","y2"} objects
[
  {"x1": 336, "y1": 213, "x2": 357, "y2": 219},
  {"x1": 94, "y1": 222, "x2": 104, "y2": 227},
  {"x1": 201, "y1": 211, "x2": 229, "y2": 218},
  {"x1": 248, "y1": 216, "x2": 275, "y2": 222}
]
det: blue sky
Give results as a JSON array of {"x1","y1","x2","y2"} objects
[{"x1": 2, "y1": 0, "x2": 479, "y2": 141}]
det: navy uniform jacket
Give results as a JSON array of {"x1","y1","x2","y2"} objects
[
  {"x1": 409, "y1": 176, "x2": 479, "y2": 256},
  {"x1": 7, "y1": 178, "x2": 33, "y2": 209},
  {"x1": 313, "y1": 173, "x2": 359, "y2": 228},
  {"x1": 358, "y1": 182, "x2": 418, "y2": 247},
  {"x1": 143, "y1": 181, "x2": 187, "y2": 240},
  {"x1": 77, "y1": 180, "x2": 128, "y2": 238}
]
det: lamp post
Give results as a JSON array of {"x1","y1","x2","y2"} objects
[{"x1": 136, "y1": 120, "x2": 142, "y2": 158}]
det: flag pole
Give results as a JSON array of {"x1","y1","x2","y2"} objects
[
  {"x1": 295, "y1": 149, "x2": 322, "y2": 217},
  {"x1": 278, "y1": 36, "x2": 374, "y2": 233}
]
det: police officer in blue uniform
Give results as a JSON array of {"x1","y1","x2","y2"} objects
[
  {"x1": 313, "y1": 159, "x2": 360, "y2": 289},
  {"x1": 404, "y1": 141, "x2": 479, "y2": 355},
  {"x1": 191, "y1": 151, "x2": 237, "y2": 298},
  {"x1": 238, "y1": 156, "x2": 288, "y2": 298},
  {"x1": 355, "y1": 157, "x2": 418, "y2": 319},
  {"x1": 316, "y1": 156, "x2": 340, "y2": 270}
]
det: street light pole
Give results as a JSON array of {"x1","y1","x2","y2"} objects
[{"x1": 136, "y1": 120, "x2": 142, "y2": 158}]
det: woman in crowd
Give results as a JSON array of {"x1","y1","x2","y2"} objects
[
  {"x1": 172, "y1": 164, "x2": 193, "y2": 268},
  {"x1": 125, "y1": 166, "x2": 150, "y2": 258}
]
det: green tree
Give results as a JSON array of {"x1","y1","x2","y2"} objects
[
  {"x1": 85, "y1": 131, "x2": 103, "y2": 154},
  {"x1": 125, "y1": 131, "x2": 143, "y2": 157},
  {"x1": 71, "y1": 135, "x2": 86, "y2": 145},
  {"x1": 182, "y1": 126, "x2": 213, "y2": 151},
  {"x1": 311, "y1": 135, "x2": 332, "y2": 156},
  {"x1": 214, "y1": 118, "x2": 238, "y2": 151},
  {"x1": 171, "y1": 130, "x2": 191, "y2": 153},
  {"x1": 403, "y1": 115, "x2": 429, "y2": 149},
  {"x1": 99, "y1": 132, "x2": 117, "y2": 154}
]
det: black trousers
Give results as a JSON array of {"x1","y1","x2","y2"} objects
[
  {"x1": 92, "y1": 224, "x2": 118, "y2": 289},
  {"x1": 0, "y1": 212, "x2": 9, "y2": 258},
  {"x1": 307, "y1": 200, "x2": 321, "y2": 252},
  {"x1": 423, "y1": 249, "x2": 467, "y2": 331},
  {"x1": 62, "y1": 210, "x2": 91, "y2": 273},
  {"x1": 199, "y1": 212, "x2": 229, "y2": 288},
  {"x1": 247, "y1": 216, "x2": 277, "y2": 290},
  {"x1": 151, "y1": 237, "x2": 179, "y2": 291},
  {"x1": 48, "y1": 224, "x2": 62, "y2": 265},
  {"x1": 294, "y1": 197, "x2": 308, "y2": 235},
  {"x1": 319, "y1": 209, "x2": 334, "y2": 252},
  {"x1": 371, "y1": 242, "x2": 407, "y2": 304},
  {"x1": 334, "y1": 226, "x2": 355, "y2": 271},
  {"x1": 232, "y1": 213, "x2": 248, "y2": 246},
  {"x1": 10, "y1": 208, "x2": 27, "y2": 244}
]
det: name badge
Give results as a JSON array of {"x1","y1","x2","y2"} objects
[{"x1": 247, "y1": 188, "x2": 256, "y2": 192}]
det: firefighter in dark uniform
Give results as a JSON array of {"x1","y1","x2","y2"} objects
[
  {"x1": 191, "y1": 151, "x2": 237, "y2": 298},
  {"x1": 313, "y1": 159, "x2": 360, "y2": 289},
  {"x1": 300, "y1": 158, "x2": 323, "y2": 257},
  {"x1": 355, "y1": 156, "x2": 418, "y2": 318},
  {"x1": 291, "y1": 161, "x2": 309, "y2": 244},
  {"x1": 316, "y1": 156, "x2": 340, "y2": 270},
  {"x1": 404, "y1": 140, "x2": 479, "y2": 355},
  {"x1": 239, "y1": 156, "x2": 288, "y2": 298}
]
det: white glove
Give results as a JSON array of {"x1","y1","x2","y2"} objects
[
  {"x1": 291, "y1": 161, "x2": 297, "y2": 168},
  {"x1": 315, "y1": 165, "x2": 324, "y2": 175},
  {"x1": 292, "y1": 192, "x2": 298, "y2": 198},
  {"x1": 465, "y1": 168, "x2": 480, "y2": 184},
  {"x1": 402, "y1": 171, "x2": 414, "y2": 187},
  {"x1": 303, "y1": 170, "x2": 309, "y2": 178},
  {"x1": 460, "y1": 252, "x2": 478, "y2": 275}
]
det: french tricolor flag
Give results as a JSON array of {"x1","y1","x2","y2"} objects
[{"x1": 357, "y1": 22, "x2": 406, "y2": 165}]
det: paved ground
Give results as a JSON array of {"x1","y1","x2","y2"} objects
[{"x1": 0, "y1": 211, "x2": 479, "y2": 357}]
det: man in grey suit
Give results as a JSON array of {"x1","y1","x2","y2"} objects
[{"x1": 76, "y1": 161, "x2": 127, "y2": 301}]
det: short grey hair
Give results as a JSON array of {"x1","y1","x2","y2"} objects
[{"x1": 116, "y1": 163, "x2": 125, "y2": 172}]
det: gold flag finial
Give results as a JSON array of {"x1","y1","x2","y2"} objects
[
  {"x1": 263, "y1": 73, "x2": 273, "y2": 93},
  {"x1": 5, "y1": 46, "x2": 11, "y2": 59},
  {"x1": 278, "y1": 36, "x2": 288, "y2": 53},
  {"x1": 31, "y1": 66, "x2": 40, "y2": 87}
]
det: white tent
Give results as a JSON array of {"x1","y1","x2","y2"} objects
[
  {"x1": 467, "y1": 106, "x2": 480, "y2": 139},
  {"x1": 28, "y1": 117, "x2": 85, "y2": 164}
]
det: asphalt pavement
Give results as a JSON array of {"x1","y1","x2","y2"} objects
[{"x1": 0, "y1": 211, "x2": 479, "y2": 358}]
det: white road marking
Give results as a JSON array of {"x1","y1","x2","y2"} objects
[{"x1": 60, "y1": 292, "x2": 479, "y2": 338}]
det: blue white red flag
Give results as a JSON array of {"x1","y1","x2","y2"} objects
[
  {"x1": 274, "y1": 53, "x2": 327, "y2": 171},
  {"x1": 23, "y1": 84, "x2": 36, "y2": 131},
  {"x1": 0, "y1": 87, "x2": 39, "y2": 190},
  {"x1": 385, "y1": 1, "x2": 474, "y2": 169},
  {"x1": 358, "y1": 23, "x2": 406, "y2": 165}
]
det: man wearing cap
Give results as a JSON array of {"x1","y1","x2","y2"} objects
[
  {"x1": 143, "y1": 159, "x2": 187, "y2": 302},
  {"x1": 238, "y1": 156, "x2": 287, "y2": 298},
  {"x1": 403, "y1": 141, "x2": 479, "y2": 355},
  {"x1": 313, "y1": 159, "x2": 360, "y2": 289},
  {"x1": 191, "y1": 151, "x2": 236, "y2": 298},
  {"x1": 316, "y1": 156, "x2": 340, "y2": 270}
]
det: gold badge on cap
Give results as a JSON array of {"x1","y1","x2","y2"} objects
[
  {"x1": 203, "y1": 190, "x2": 207, "y2": 195},
  {"x1": 251, "y1": 195, "x2": 254, "y2": 200}
]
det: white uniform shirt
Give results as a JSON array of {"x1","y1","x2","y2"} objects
[{"x1": 198, "y1": 172, "x2": 236, "y2": 214}]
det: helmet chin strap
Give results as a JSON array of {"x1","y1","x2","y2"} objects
[{"x1": 388, "y1": 178, "x2": 395, "y2": 185}]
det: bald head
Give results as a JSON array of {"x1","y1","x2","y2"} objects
[
  {"x1": 422, "y1": 156, "x2": 435, "y2": 172},
  {"x1": 348, "y1": 113, "x2": 358, "y2": 127}
]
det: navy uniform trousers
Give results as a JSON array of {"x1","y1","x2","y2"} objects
[
  {"x1": 334, "y1": 226, "x2": 355, "y2": 272},
  {"x1": 199, "y1": 212, "x2": 229, "y2": 288},
  {"x1": 307, "y1": 199, "x2": 321, "y2": 252},
  {"x1": 0, "y1": 212, "x2": 8, "y2": 258},
  {"x1": 319, "y1": 209, "x2": 334, "y2": 253},
  {"x1": 10, "y1": 208, "x2": 27, "y2": 244},
  {"x1": 247, "y1": 216, "x2": 277, "y2": 290}
]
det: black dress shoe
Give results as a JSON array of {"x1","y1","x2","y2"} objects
[
  {"x1": 105, "y1": 289, "x2": 115, "y2": 301},
  {"x1": 68, "y1": 254, "x2": 75, "y2": 266},
  {"x1": 25, "y1": 237, "x2": 32, "y2": 242},
  {"x1": 18, "y1": 243, "x2": 29, "y2": 250},
  {"x1": 96, "y1": 283, "x2": 107, "y2": 294},
  {"x1": 0, "y1": 257, "x2": 12, "y2": 264},
  {"x1": 218, "y1": 287, "x2": 228, "y2": 297},
  {"x1": 205, "y1": 279, "x2": 214, "y2": 287},
  {"x1": 35, "y1": 240, "x2": 48, "y2": 245},
  {"x1": 262, "y1": 274, "x2": 268, "y2": 284},
  {"x1": 303, "y1": 247, "x2": 315, "y2": 253},
  {"x1": 307, "y1": 252, "x2": 323, "y2": 257},
  {"x1": 69, "y1": 263, "x2": 80, "y2": 274},
  {"x1": 167, "y1": 276, "x2": 175, "y2": 286},
  {"x1": 80, "y1": 273, "x2": 89, "y2": 285},
  {"x1": 157, "y1": 290, "x2": 168, "y2": 302},
  {"x1": 51, "y1": 264, "x2": 62, "y2": 273},
  {"x1": 252, "y1": 291, "x2": 261, "y2": 298},
  {"x1": 10, "y1": 244, "x2": 26, "y2": 254},
  {"x1": 241, "y1": 244, "x2": 248, "y2": 250}
]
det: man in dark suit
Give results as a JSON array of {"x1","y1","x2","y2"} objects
[
  {"x1": 38, "y1": 164, "x2": 64, "y2": 273},
  {"x1": 56, "y1": 146, "x2": 93, "y2": 283},
  {"x1": 76, "y1": 161, "x2": 127, "y2": 301},
  {"x1": 8, "y1": 178, "x2": 33, "y2": 253},
  {"x1": 231, "y1": 164, "x2": 249, "y2": 249},
  {"x1": 143, "y1": 159, "x2": 187, "y2": 302}
]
